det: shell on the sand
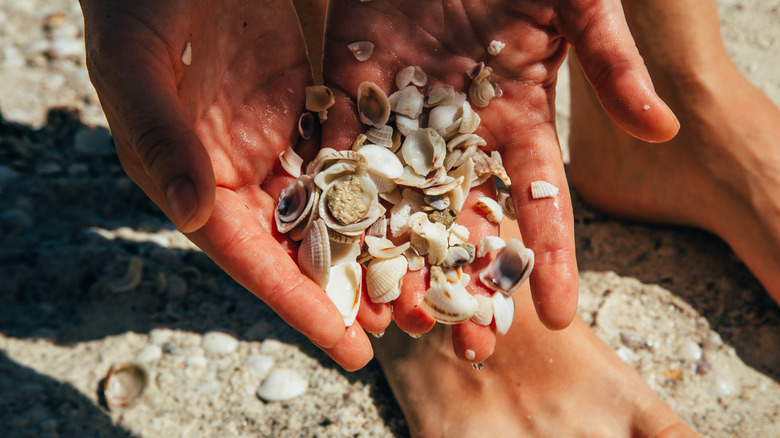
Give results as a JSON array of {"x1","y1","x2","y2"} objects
[
  {"x1": 479, "y1": 238, "x2": 534, "y2": 295},
  {"x1": 103, "y1": 362, "x2": 148, "y2": 410},
  {"x1": 256, "y1": 368, "x2": 308, "y2": 402}
]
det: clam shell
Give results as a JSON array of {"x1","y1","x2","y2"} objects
[
  {"x1": 369, "y1": 172, "x2": 397, "y2": 194},
  {"x1": 298, "y1": 112, "x2": 315, "y2": 140},
  {"x1": 447, "y1": 133, "x2": 486, "y2": 152},
  {"x1": 365, "y1": 125, "x2": 394, "y2": 148},
  {"x1": 366, "y1": 254, "x2": 407, "y2": 303},
  {"x1": 325, "y1": 261, "x2": 362, "y2": 326},
  {"x1": 466, "y1": 62, "x2": 485, "y2": 81},
  {"x1": 351, "y1": 133, "x2": 368, "y2": 151},
  {"x1": 366, "y1": 215, "x2": 388, "y2": 239},
  {"x1": 401, "y1": 128, "x2": 446, "y2": 176},
  {"x1": 275, "y1": 175, "x2": 317, "y2": 235},
  {"x1": 305, "y1": 85, "x2": 335, "y2": 112},
  {"x1": 396, "y1": 65, "x2": 427, "y2": 89},
  {"x1": 531, "y1": 180, "x2": 559, "y2": 199},
  {"x1": 442, "y1": 245, "x2": 471, "y2": 269},
  {"x1": 348, "y1": 41, "x2": 374, "y2": 61},
  {"x1": 307, "y1": 148, "x2": 366, "y2": 176},
  {"x1": 492, "y1": 292, "x2": 515, "y2": 335},
  {"x1": 479, "y1": 238, "x2": 534, "y2": 295},
  {"x1": 356, "y1": 144, "x2": 404, "y2": 179},
  {"x1": 298, "y1": 218, "x2": 331, "y2": 288},
  {"x1": 477, "y1": 235, "x2": 506, "y2": 258},
  {"x1": 471, "y1": 294, "x2": 494, "y2": 326},
  {"x1": 476, "y1": 196, "x2": 503, "y2": 223},
  {"x1": 318, "y1": 174, "x2": 383, "y2": 236},
  {"x1": 313, "y1": 161, "x2": 358, "y2": 190},
  {"x1": 425, "y1": 85, "x2": 465, "y2": 107},
  {"x1": 497, "y1": 191, "x2": 516, "y2": 220},
  {"x1": 409, "y1": 212, "x2": 448, "y2": 265},
  {"x1": 458, "y1": 101, "x2": 481, "y2": 134},
  {"x1": 394, "y1": 114, "x2": 419, "y2": 137},
  {"x1": 427, "y1": 103, "x2": 462, "y2": 139},
  {"x1": 286, "y1": 190, "x2": 319, "y2": 242},
  {"x1": 103, "y1": 362, "x2": 148, "y2": 410},
  {"x1": 365, "y1": 235, "x2": 410, "y2": 259},
  {"x1": 422, "y1": 281, "x2": 478, "y2": 324},
  {"x1": 469, "y1": 76, "x2": 496, "y2": 108},
  {"x1": 357, "y1": 81, "x2": 391, "y2": 127},
  {"x1": 256, "y1": 368, "x2": 308, "y2": 402},
  {"x1": 389, "y1": 86, "x2": 425, "y2": 119}
]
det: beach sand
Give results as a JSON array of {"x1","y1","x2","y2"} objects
[{"x1": 1, "y1": 0, "x2": 779, "y2": 436}]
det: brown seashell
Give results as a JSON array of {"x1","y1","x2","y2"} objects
[
  {"x1": 357, "y1": 82, "x2": 391, "y2": 128},
  {"x1": 305, "y1": 85, "x2": 336, "y2": 112},
  {"x1": 103, "y1": 362, "x2": 148, "y2": 410}
]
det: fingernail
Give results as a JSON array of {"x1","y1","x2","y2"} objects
[{"x1": 166, "y1": 175, "x2": 197, "y2": 229}]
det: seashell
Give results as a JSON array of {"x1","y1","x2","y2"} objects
[
  {"x1": 446, "y1": 158, "x2": 474, "y2": 212},
  {"x1": 380, "y1": 189, "x2": 403, "y2": 205},
  {"x1": 388, "y1": 86, "x2": 425, "y2": 119},
  {"x1": 314, "y1": 161, "x2": 358, "y2": 190},
  {"x1": 330, "y1": 241, "x2": 362, "y2": 265},
  {"x1": 422, "y1": 280, "x2": 478, "y2": 324},
  {"x1": 103, "y1": 362, "x2": 148, "y2": 410},
  {"x1": 319, "y1": 174, "x2": 384, "y2": 236},
  {"x1": 257, "y1": 368, "x2": 308, "y2": 402},
  {"x1": 472, "y1": 150, "x2": 511, "y2": 187},
  {"x1": 458, "y1": 101, "x2": 481, "y2": 134},
  {"x1": 479, "y1": 238, "x2": 534, "y2": 295},
  {"x1": 368, "y1": 172, "x2": 397, "y2": 194},
  {"x1": 298, "y1": 112, "x2": 315, "y2": 140},
  {"x1": 327, "y1": 228, "x2": 361, "y2": 244},
  {"x1": 425, "y1": 85, "x2": 466, "y2": 107},
  {"x1": 351, "y1": 133, "x2": 368, "y2": 151},
  {"x1": 108, "y1": 256, "x2": 144, "y2": 293},
  {"x1": 409, "y1": 231, "x2": 429, "y2": 256},
  {"x1": 394, "y1": 114, "x2": 419, "y2": 137},
  {"x1": 348, "y1": 41, "x2": 374, "y2": 61},
  {"x1": 365, "y1": 235, "x2": 411, "y2": 259},
  {"x1": 181, "y1": 42, "x2": 192, "y2": 65},
  {"x1": 492, "y1": 292, "x2": 515, "y2": 335},
  {"x1": 366, "y1": 254, "x2": 407, "y2": 303},
  {"x1": 404, "y1": 247, "x2": 425, "y2": 271},
  {"x1": 476, "y1": 196, "x2": 503, "y2": 223},
  {"x1": 424, "y1": 193, "x2": 450, "y2": 210},
  {"x1": 469, "y1": 75, "x2": 497, "y2": 108},
  {"x1": 365, "y1": 125, "x2": 394, "y2": 148},
  {"x1": 530, "y1": 180, "x2": 559, "y2": 199},
  {"x1": 676, "y1": 339, "x2": 703, "y2": 362},
  {"x1": 477, "y1": 235, "x2": 506, "y2": 258},
  {"x1": 318, "y1": 109, "x2": 329, "y2": 122},
  {"x1": 389, "y1": 189, "x2": 424, "y2": 237},
  {"x1": 396, "y1": 65, "x2": 428, "y2": 89},
  {"x1": 202, "y1": 331, "x2": 240, "y2": 354},
  {"x1": 457, "y1": 242, "x2": 476, "y2": 265},
  {"x1": 442, "y1": 245, "x2": 471, "y2": 269},
  {"x1": 394, "y1": 165, "x2": 447, "y2": 189},
  {"x1": 286, "y1": 191, "x2": 319, "y2": 242},
  {"x1": 279, "y1": 144, "x2": 304, "y2": 177},
  {"x1": 448, "y1": 223, "x2": 470, "y2": 246},
  {"x1": 401, "y1": 128, "x2": 447, "y2": 176},
  {"x1": 366, "y1": 215, "x2": 388, "y2": 239},
  {"x1": 466, "y1": 62, "x2": 485, "y2": 81},
  {"x1": 298, "y1": 218, "x2": 330, "y2": 288},
  {"x1": 487, "y1": 40, "x2": 505, "y2": 56},
  {"x1": 447, "y1": 133, "x2": 486, "y2": 152},
  {"x1": 356, "y1": 144, "x2": 404, "y2": 179},
  {"x1": 423, "y1": 176, "x2": 463, "y2": 196},
  {"x1": 357, "y1": 81, "x2": 391, "y2": 127},
  {"x1": 275, "y1": 175, "x2": 318, "y2": 235},
  {"x1": 307, "y1": 147, "x2": 366, "y2": 176},
  {"x1": 496, "y1": 191, "x2": 516, "y2": 220},
  {"x1": 325, "y1": 261, "x2": 362, "y2": 326},
  {"x1": 471, "y1": 294, "x2": 494, "y2": 326},
  {"x1": 410, "y1": 212, "x2": 449, "y2": 265},
  {"x1": 305, "y1": 85, "x2": 336, "y2": 112},
  {"x1": 428, "y1": 103, "x2": 463, "y2": 139}
]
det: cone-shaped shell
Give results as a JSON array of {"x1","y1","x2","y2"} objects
[
  {"x1": 479, "y1": 238, "x2": 534, "y2": 295},
  {"x1": 298, "y1": 219, "x2": 331, "y2": 288},
  {"x1": 422, "y1": 281, "x2": 478, "y2": 324},
  {"x1": 366, "y1": 254, "x2": 407, "y2": 303},
  {"x1": 325, "y1": 262, "x2": 362, "y2": 326}
]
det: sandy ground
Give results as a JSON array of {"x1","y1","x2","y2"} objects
[{"x1": 1, "y1": 0, "x2": 780, "y2": 437}]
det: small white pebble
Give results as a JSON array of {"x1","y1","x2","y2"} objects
[
  {"x1": 202, "y1": 331, "x2": 239, "y2": 354},
  {"x1": 465, "y1": 349, "x2": 476, "y2": 361},
  {"x1": 530, "y1": 180, "x2": 559, "y2": 199},
  {"x1": 181, "y1": 42, "x2": 192, "y2": 66},
  {"x1": 643, "y1": 104, "x2": 651, "y2": 111},
  {"x1": 487, "y1": 40, "x2": 505, "y2": 56}
]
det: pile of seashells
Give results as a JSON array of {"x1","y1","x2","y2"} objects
[{"x1": 275, "y1": 65, "x2": 545, "y2": 335}]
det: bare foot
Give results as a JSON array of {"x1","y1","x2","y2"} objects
[
  {"x1": 567, "y1": 0, "x2": 780, "y2": 304},
  {"x1": 373, "y1": 286, "x2": 699, "y2": 437}
]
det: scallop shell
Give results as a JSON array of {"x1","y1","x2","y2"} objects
[
  {"x1": 357, "y1": 81, "x2": 391, "y2": 127},
  {"x1": 492, "y1": 292, "x2": 515, "y2": 335},
  {"x1": 366, "y1": 254, "x2": 407, "y2": 303},
  {"x1": 356, "y1": 144, "x2": 404, "y2": 179},
  {"x1": 365, "y1": 235, "x2": 410, "y2": 259},
  {"x1": 477, "y1": 235, "x2": 506, "y2": 258},
  {"x1": 487, "y1": 40, "x2": 505, "y2": 56},
  {"x1": 409, "y1": 212, "x2": 448, "y2": 265},
  {"x1": 422, "y1": 281, "x2": 478, "y2": 324},
  {"x1": 348, "y1": 41, "x2": 374, "y2": 61},
  {"x1": 324, "y1": 262, "x2": 362, "y2": 326},
  {"x1": 298, "y1": 218, "x2": 331, "y2": 288},
  {"x1": 401, "y1": 128, "x2": 446, "y2": 176},
  {"x1": 388, "y1": 86, "x2": 425, "y2": 119},
  {"x1": 275, "y1": 175, "x2": 317, "y2": 236},
  {"x1": 531, "y1": 180, "x2": 559, "y2": 199},
  {"x1": 305, "y1": 85, "x2": 335, "y2": 112},
  {"x1": 365, "y1": 125, "x2": 394, "y2": 148},
  {"x1": 472, "y1": 150, "x2": 511, "y2": 187},
  {"x1": 425, "y1": 85, "x2": 465, "y2": 107},
  {"x1": 279, "y1": 145, "x2": 304, "y2": 178},
  {"x1": 471, "y1": 294, "x2": 494, "y2": 326},
  {"x1": 479, "y1": 238, "x2": 534, "y2": 295},
  {"x1": 476, "y1": 196, "x2": 503, "y2": 223},
  {"x1": 103, "y1": 362, "x2": 148, "y2": 410},
  {"x1": 428, "y1": 103, "x2": 463, "y2": 139},
  {"x1": 298, "y1": 112, "x2": 315, "y2": 140}
]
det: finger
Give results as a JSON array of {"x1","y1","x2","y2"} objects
[
  {"x1": 187, "y1": 187, "x2": 348, "y2": 349},
  {"x1": 356, "y1": 276, "x2": 394, "y2": 336},
  {"x1": 393, "y1": 267, "x2": 436, "y2": 336},
  {"x1": 317, "y1": 322, "x2": 375, "y2": 371},
  {"x1": 451, "y1": 322, "x2": 495, "y2": 363},
  {"x1": 556, "y1": 0, "x2": 679, "y2": 142}
]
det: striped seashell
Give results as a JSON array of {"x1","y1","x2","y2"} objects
[
  {"x1": 298, "y1": 219, "x2": 331, "y2": 288},
  {"x1": 476, "y1": 196, "x2": 503, "y2": 223},
  {"x1": 471, "y1": 294, "x2": 494, "y2": 326},
  {"x1": 365, "y1": 125, "x2": 394, "y2": 148},
  {"x1": 422, "y1": 281, "x2": 478, "y2": 324},
  {"x1": 366, "y1": 254, "x2": 407, "y2": 303},
  {"x1": 530, "y1": 180, "x2": 559, "y2": 199}
]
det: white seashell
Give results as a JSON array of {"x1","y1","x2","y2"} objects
[
  {"x1": 479, "y1": 238, "x2": 534, "y2": 295},
  {"x1": 676, "y1": 339, "x2": 703, "y2": 362},
  {"x1": 472, "y1": 150, "x2": 511, "y2": 187},
  {"x1": 351, "y1": 133, "x2": 368, "y2": 151},
  {"x1": 279, "y1": 145, "x2": 303, "y2": 177},
  {"x1": 404, "y1": 247, "x2": 425, "y2": 271},
  {"x1": 348, "y1": 41, "x2": 374, "y2": 61},
  {"x1": 477, "y1": 235, "x2": 506, "y2": 258},
  {"x1": 395, "y1": 65, "x2": 428, "y2": 89},
  {"x1": 401, "y1": 128, "x2": 447, "y2": 176},
  {"x1": 108, "y1": 256, "x2": 144, "y2": 293},
  {"x1": 471, "y1": 295, "x2": 494, "y2": 326},
  {"x1": 369, "y1": 172, "x2": 397, "y2": 194},
  {"x1": 394, "y1": 114, "x2": 420, "y2": 137},
  {"x1": 388, "y1": 86, "x2": 425, "y2": 119},
  {"x1": 103, "y1": 362, "x2": 148, "y2": 410},
  {"x1": 257, "y1": 368, "x2": 308, "y2": 402},
  {"x1": 298, "y1": 219, "x2": 331, "y2": 288},
  {"x1": 447, "y1": 133, "x2": 486, "y2": 152},
  {"x1": 446, "y1": 158, "x2": 474, "y2": 212},
  {"x1": 202, "y1": 331, "x2": 240, "y2": 354},
  {"x1": 423, "y1": 175, "x2": 464, "y2": 197},
  {"x1": 428, "y1": 104, "x2": 463, "y2": 140},
  {"x1": 246, "y1": 355, "x2": 275, "y2": 379},
  {"x1": 366, "y1": 254, "x2": 407, "y2": 303},
  {"x1": 422, "y1": 281, "x2": 478, "y2": 324},
  {"x1": 531, "y1": 180, "x2": 559, "y2": 199},
  {"x1": 442, "y1": 245, "x2": 471, "y2": 268},
  {"x1": 425, "y1": 85, "x2": 466, "y2": 107},
  {"x1": 476, "y1": 196, "x2": 503, "y2": 223},
  {"x1": 319, "y1": 174, "x2": 383, "y2": 236},
  {"x1": 492, "y1": 292, "x2": 515, "y2": 335},
  {"x1": 443, "y1": 266, "x2": 465, "y2": 285},
  {"x1": 365, "y1": 235, "x2": 410, "y2": 259},
  {"x1": 409, "y1": 212, "x2": 449, "y2": 265},
  {"x1": 313, "y1": 161, "x2": 358, "y2": 190},
  {"x1": 285, "y1": 190, "x2": 319, "y2": 242},
  {"x1": 366, "y1": 216, "x2": 388, "y2": 239},
  {"x1": 330, "y1": 240, "x2": 362, "y2": 265},
  {"x1": 305, "y1": 85, "x2": 336, "y2": 112},
  {"x1": 409, "y1": 231, "x2": 429, "y2": 256},
  {"x1": 181, "y1": 42, "x2": 192, "y2": 65},
  {"x1": 380, "y1": 189, "x2": 403, "y2": 205},
  {"x1": 487, "y1": 40, "x2": 505, "y2": 56},
  {"x1": 356, "y1": 144, "x2": 404, "y2": 179},
  {"x1": 298, "y1": 112, "x2": 315, "y2": 140},
  {"x1": 448, "y1": 223, "x2": 470, "y2": 247},
  {"x1": 458, "y1": 101, "x2": 481, "y2": 134},
  {"x1": 307, "y1": 147, "x2": 366, "y2": 176},
  {"x1": 325, "y1": 262, "x2": 362, "y2": 326},
  {"x1": 357, "y1": 81, "x2": 391, "y2": 127},
  {"x1": 469, "y1": 67, "x2": 497, "y2": 108},
  {"x1": 424, "y1": 193, "x2": 450, "y2": 210},
  {"x1": 365, "y1": 125, "x2": 394, "y2": 148},
  {"x1": 496, "y1": 191, "x2": 516, "y2": 220}
]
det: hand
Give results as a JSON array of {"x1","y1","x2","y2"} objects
[
  {"x1": 80, "y1": 0, "x2": 374, "y2": 370},
  {"x1": 321, "y1": 0, "x2": 679, "y2": 361}
]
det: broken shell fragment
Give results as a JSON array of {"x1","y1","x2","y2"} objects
[
  {"x1": 108, "y1": 256, "x2": 143, "y2": 293},
  {"x1": 305, "y1": 85, "x2": 336, "y2": 112},
  {"x1": 487, "y1": 40, "x2": 505, "y2": 56},
  {"x1": 366, "y1": 254, "x2": 407, "y2": 303},
  {"x1": 389, "y1": 86, "x2": 425, "y2": 119},
  {"x1": 348, "y1": 41, "x2": 375, "y2": 61},
  {"x1": 279, "y1": 144, "x2": 304, "y2": 178},
  {"x1": 422, "y1": 281, "x2": 478, "y2": 324},
  {"x1": 298, "y1": 112, "x2": 315, "y2": 140},
  {"x1": 365, "y1": 125, "x2": 394, "y2": 148},
  {"x1": 471, "y1": 294, "x2": 494, "y2": 326},
  {"x1": 325, "y1": 261, "x2": 362, "y2": 326},
  {"x1": 492, "y1": 292, "x2": 515, "y2": 335},
  {"x1": 365, "y1": 235, "x2": 410, "y2": 259},
  {"x1": 404, "y1": 247, "x2": 425, "y2": 271},
  {"x1": 476, "y1": 196, "x2": 503, "y2": 223},
  {"x1": 496, "y1": 191, "x2": 516, "y2": 220},
  {"x1": 181, "y1": 42, "x2": 192, "y2": 65},
  {"x1": 477, "y1": 235, "x2": 506, "y2": 258},
  {"x1": 357, "y1": 81, "x2": 391, "y2": 127},
  {"x1": 103, "y1": 362, "x2": 148, "y2": 410},
  {"x1": 531, "y1": 180, "x2": 559, "y2": 199},
  {"x1": 479, "y1": 238, "x2": 534, "y2": 295}
]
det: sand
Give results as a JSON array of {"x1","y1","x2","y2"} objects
[{"x1": 1, "y1": 0, "x2": 779, "y2": 436}]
